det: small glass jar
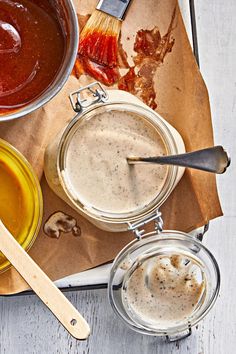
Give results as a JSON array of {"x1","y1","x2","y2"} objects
[
  {"x1": 108, "y1": 223, "x2": 220, "y2": 340},
  {"x1": 44, "y1": 82, "x2": 185, "y2": 232}
]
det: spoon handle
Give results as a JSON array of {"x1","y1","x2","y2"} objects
[
  {"x1": 127, "y1": 146, "x2": 230, "y2": 174},
  {"x1": 0, "y1": 220, "x2": 90, "y2": 340}
]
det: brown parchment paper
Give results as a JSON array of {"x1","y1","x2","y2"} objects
[{"x1": 0, "y1": 0, "x2": 222, "y2": 294}]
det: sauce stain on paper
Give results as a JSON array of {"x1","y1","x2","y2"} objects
[
  {"x1": 118, "y1": 8, "x2": 176, "y2": 110},
  {"x1": 73, "y1": 8, "x2": 176, "y2": 109},
  {"x1": 43, "y1": 211, "x2": 81, "y2": 239}
]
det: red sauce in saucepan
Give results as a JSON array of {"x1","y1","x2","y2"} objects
[{"x1": 0, "y1": 0, "x2": 66, "y2": 114}]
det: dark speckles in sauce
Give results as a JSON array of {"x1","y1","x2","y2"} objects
[
  {"x1": 0, "y1": 0, "x2": 66, "y2": 113},
  {"x1": 122, "y1": 254, "x2": 206, "y2": 326},
  {"x1": 63, "y1": 110, "x2": 168, "y2": 214}
]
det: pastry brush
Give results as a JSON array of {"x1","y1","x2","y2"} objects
[{"x1": 78, "y1": 0, "x2": 132, "y2": 68}]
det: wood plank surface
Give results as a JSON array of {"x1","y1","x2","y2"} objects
[{"x1": 0, "y1": 1, "x2": 235, "y2": 353}]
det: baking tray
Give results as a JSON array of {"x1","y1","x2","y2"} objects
[{"x1": 4, "y1": 0, "x2": 201, "y2": 296}]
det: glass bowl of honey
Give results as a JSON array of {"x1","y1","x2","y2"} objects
[{"x1": 0, "y1": 139, "x2": 43, "y2": 272}]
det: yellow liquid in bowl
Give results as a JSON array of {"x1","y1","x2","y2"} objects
[
  {"x1": 0, "y1": 139, "x2": 43, "y2": 272},
  {"x1": 0, "y1": 161, "x2": 26, "y2": 236}
]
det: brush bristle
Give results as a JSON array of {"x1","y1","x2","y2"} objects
[{"x1": 78, "y1": 10, "x2": 121, "y2": 68}]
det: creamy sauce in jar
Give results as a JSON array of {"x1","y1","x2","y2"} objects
[
  {"x1": 63, "y1": 110, "x2": 168, "y2": 214},
  {"x1": 122, "y1": 254, "x2": 206, "y2": 327}
]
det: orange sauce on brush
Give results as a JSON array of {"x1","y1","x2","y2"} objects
[
  {"x1": 75, "y1": 14, "x2": 120, "y2": 86},
  {"x1": 0, "y1": 0, "x2": 66, "y2": 113},
  {"x1": 76, "y1": 56, "x2": 119, "y2": 86},
  {"x1": 76, "y1": 32, "x2": 120, "y2": 86},
  {"x1": 79, "y1": 31, "x2": 118, "y2": 68},
  {"x1": 0, "y1": 160, "x2": 25, "y2": 236}
]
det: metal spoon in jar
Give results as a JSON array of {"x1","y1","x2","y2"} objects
[{"x1": 127, "y1": 146, "x2": 230, "y2": 174}]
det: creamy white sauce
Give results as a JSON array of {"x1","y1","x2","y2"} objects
[
  {"x1": 122, "y1": 254, "x2": 206, "y2": 327},
  {"x1": 64, "y1": 110, "x2": 167, "y2": 214}
]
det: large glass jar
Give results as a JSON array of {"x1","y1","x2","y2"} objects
[{"x1": 44, "y1": 82, "x2": 185, "y2": 232}]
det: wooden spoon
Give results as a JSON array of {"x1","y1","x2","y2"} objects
[{"x1": 0, "y1": 220, "x2": 90, "y2": 340}]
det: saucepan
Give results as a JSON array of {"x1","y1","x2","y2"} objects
[{"x1": 0, "y1": 0, "x2": 79, "y2": 121}]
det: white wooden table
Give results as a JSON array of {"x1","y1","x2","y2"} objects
[{"x1": 0, "y1": 1, "x2": 235, "y2": 353}]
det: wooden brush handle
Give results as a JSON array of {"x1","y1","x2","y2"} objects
[{"x1": 0, "y1": 220, "x2": 90, "y2": 340}]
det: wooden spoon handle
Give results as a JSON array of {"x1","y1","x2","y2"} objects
[{"x1": 0, "y1": 220, "x2": 90, "y2": 340}]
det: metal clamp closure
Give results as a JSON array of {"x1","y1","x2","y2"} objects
[
  {"x1": 69, "y1": 82, "x2": 108, "y2": 112},
  {"x1": 128, "y1": 210, "x2": 163, "y2": 240},
  {"x1": 166, "y1": 326, "x2": 192, "y2": 342}
]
